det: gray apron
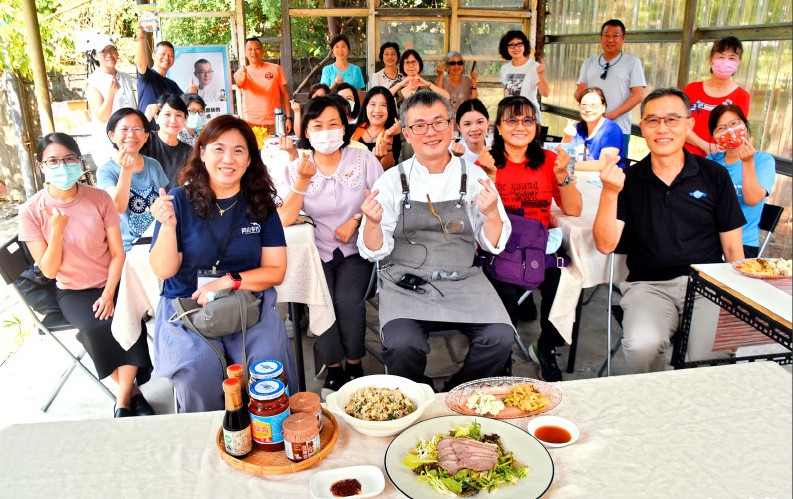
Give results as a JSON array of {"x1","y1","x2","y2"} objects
[{"x1": 377, "y1": 163, "x2": 512, "y2": 329}]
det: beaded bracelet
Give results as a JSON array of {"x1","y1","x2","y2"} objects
[{"x1": 291, "y1": 186, "x2": 308, "y2": 196}]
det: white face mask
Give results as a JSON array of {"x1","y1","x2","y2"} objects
[{"x1": 308, "y1": 128, "x2": 345, "y2": 154}]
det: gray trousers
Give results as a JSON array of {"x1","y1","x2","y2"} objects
[
  {"x1": 619, "y1": 276, "x2": 724, "y2": 373},
  {"x1": 381, "y1": 318, "x2": 514, "y2": 390}
]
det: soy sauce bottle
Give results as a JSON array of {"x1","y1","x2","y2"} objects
[
  {"x1": 227, "y1": 364, "x2": 250, "y2": 409},
  {"x1": 222, "y1": 378, "x2": 253, "y2": 458}
]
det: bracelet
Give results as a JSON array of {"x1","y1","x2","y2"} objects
[
  {"x1": 386, "y1": 149, "x2": 393, "y2": 152},
  {"x1": 285, "y1": 116, "x2": 293, "y2": 121},
  {"x1": 290, "y1": 186, "x2": 308, "y2": 196},
  {"x1": 471, "y1": 87, "x2": 477, "y2": 90}
]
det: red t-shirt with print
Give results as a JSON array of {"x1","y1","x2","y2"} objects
[{"x1": 493, "y1": 151, "x2": 561, "y2": 228}]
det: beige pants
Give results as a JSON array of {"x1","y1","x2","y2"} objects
[{"x1": 618, "y1": 276, "x2": 727, "y2": 373}]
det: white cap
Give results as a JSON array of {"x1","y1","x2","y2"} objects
[{"x1": 92, "y1": 34, "x2": 116, "y2": 55}]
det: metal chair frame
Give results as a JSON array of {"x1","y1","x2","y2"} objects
[
  {"x1": 0, "y1": 236, "x2": 115, "y2": 411},
  {"x1": 757, "y1": 203, "x2": 784, "y2": 257}
]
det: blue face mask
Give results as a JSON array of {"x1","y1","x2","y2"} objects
[
  {"x1": 44, "y1": 162, "x2": 83, "y2": 191},
  {"x1": 186, "y1": 113, "x2": 206, "y2": 132}
]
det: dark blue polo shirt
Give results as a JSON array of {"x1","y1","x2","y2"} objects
[
  {"x1": 617, "y1": 151, "x2": 745, "y2": 282},
  {"x1": 137, "y1": 68, "x2": 183, "y2": 130}
]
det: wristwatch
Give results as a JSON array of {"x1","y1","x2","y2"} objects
[
  {"x1": 558, "y1": 175, "x2": 573, "y2": 187},
  {"x1": 226, "y1": 271, "x2": 242, "y2": 290}
]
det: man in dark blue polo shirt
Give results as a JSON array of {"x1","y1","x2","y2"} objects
[
  {"x1": 593, "y1": 87, "x2": 745, "y2": 373},
  {"x1": 135, "y1": 24, "x2": 183, "y2": 130}
]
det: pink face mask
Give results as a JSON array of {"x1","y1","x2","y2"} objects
[
  {"x1": 715, "y1": 123, "x2": 747, "y2": 149},
  {"x1": 711, "y1": 58, "x2": 739, "y2": 79}
]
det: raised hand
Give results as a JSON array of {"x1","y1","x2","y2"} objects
[
  {"x1": 436, "y1": 63, "x2": 445, "y2": 77},
  {"x1": 477, "y1": 147, "x2": 496, "y2": 180},
  {"x1": 553, "y1": 145, "x2": 571, "y2": 181},
  {"x1": 107, "y1": 76, "x2": 120, "y2": 98},
  {"x1": 296, "y1": 151, "x2": 317, "y2": 182},
  {"x1": 151, "y1": 187, "x2": 176, "y2": 227},
  {"x1": 475, "y1": 178, "x2": 499, "y2": 217},
  {"x1": 360, "y1": 189, "x2": 383, "y2": 224},
  {"x1": 738, "y1": 137, "x2": 756, "y2": 162},
  {"x1": 279, "y1": 134, "x2": 298, "y2": 162},
  {"x1": 599, "y1": 155, "x2": 625, "y2": 194},
  {"x1": 450, "y1": 141, "x2": 465, "y2": 157},
  {"x1": 537, "y1": 57, "x2": 546, "y2": 75},
  {"x1": 43, "y1": 207, "x2": 69, "y2": 236}
]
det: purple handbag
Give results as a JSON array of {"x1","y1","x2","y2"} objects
[{"x1": 481, "y1": 211, "x2": 561, "y2": 289}]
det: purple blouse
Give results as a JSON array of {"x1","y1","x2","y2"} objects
[{"x1": 281, "y1": 147, "x2": 383, "y2": 261}]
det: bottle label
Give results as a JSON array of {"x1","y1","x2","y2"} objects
[
  {"x1": 223, "y1": 426, "x2": 253, "y2": 456},
  {"x1": 284, "y1": 434, "x2": 321, "y2": 461},
  {"x1": 250, "y1": 409, "x2": 291, "y2": 444}
]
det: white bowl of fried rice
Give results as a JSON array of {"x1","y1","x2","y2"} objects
[{"x1": 325, "y1": 375, "x2": 436, "y2": 437}]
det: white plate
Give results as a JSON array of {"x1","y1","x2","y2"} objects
[
  {"x1": 384, "y1": 415, "x2": 554, "y2": 498},
  {"x1": 309, "y1": 465, "x2": 385, "y2": 499},
  {"x1": 527, "y1": 415, "x2": 580, "y2": 448}
]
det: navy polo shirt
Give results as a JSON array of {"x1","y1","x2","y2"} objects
[
  {"x1": 617, "y1": 151, "x2": 745, "y2": 282},
  {"x1": 137, "y1": 68, "x2": 183, "y2": 130}
]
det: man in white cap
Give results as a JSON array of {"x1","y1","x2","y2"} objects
[{"x1": 85, "y1": 34, "x2": 137, "y2": 167}]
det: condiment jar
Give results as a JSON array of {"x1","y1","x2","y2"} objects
[
  {"x1": 289, "y1": 391, "x2": 323, "y2": 431},
  {"x1": 249, "y1": 359, "x2": 290, "y2": 396},
  {"x1": 248, "y1": 379, "x2": 291, "y2": 451},
  {"x1": 282, "y1": 412, "x2": 321, "y2": 462}
]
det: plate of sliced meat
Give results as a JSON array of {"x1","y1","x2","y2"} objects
[
  {"x1": 445, "y1": 376, "x2": 563, "y2": 419},
  {"x1": 384, "y1": 415, "x2": 554, "y2": 498}
]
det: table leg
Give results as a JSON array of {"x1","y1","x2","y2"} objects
[
  {"x1": 290, "y1": 303, "x2": 307, "y2": 392},
  {"x1": 671, "y1": 274, "x2": 697, "y2": 369},
  {"x1": 566, "y1": 292, "x2": 584, "y2": 373}
]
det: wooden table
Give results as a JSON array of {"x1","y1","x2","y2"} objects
[
  {"x1": 1, "y1": 362, "x2": 789, "y2": 498},
  {"x1": 672, "y1": 262, "x2": 792, "y2": 368}
]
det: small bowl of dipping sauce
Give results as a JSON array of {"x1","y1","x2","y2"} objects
[{"x1": 527, "y1": 415, "x2": 579, "y2": 448}]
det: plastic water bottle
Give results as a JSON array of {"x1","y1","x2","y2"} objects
[{"x1": 274, "y1": 108, "x2": 286, "y2": 136}]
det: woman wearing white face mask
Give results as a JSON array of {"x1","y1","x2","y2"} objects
[
  {"x1": 178, "y1": 93, "x2": 207, "y2": 147},
  {"x1": 684, "y1": 36, "x2": 750, "y2": 157},
  {"x1": 277, "y1": 96, "x2": 383, "y2": 398},
  {"x1": 19, "y1": 133, "x2": 154, "y2": 418},
  {"x1": 707, "y1": 104, "x2": 775, "y2": 258}
]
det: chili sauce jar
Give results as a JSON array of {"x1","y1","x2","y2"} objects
[
  {"x1": 248, "y1": 379, "x2": 290, "y2": 451},
  {"x1": 282, "y1": 412, "x2": 321, "y2": 462},
  {"x1": 289, "y1": 391, "x2": 323, "y2": 431},
  {"x1": 249, "y1": 359, "x2": 290, "y2": 396}
]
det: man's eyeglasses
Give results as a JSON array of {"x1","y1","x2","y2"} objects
[
  {"x1": 196, "y1": 70, "x2": 214, "y2": 75},
  {"x1": 507, "y1": 42, "x2": 524, "y2": 49},
  {"x1": 713, "y1": 119, "x2": 745, "y2": 135},
  {"x1": 447, "y1": 61, "x2": 464, "y2": 66},
  {"x1": 502, "y1": 117, "x2": 536, "y2": 128},
  {"x1": 600, "y1": 62, "x2": 611, "y2": 80},
  {"x1": 408, "y1": 119, "x2": 451, "y2": 135},
  {"x1": 40, "y1": 156, "x2": 81, "y2": 168},
  {"x1": 641, "y1": 115, "x2": 689, "y2": 128}
]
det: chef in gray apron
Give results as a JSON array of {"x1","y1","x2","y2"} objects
[{"x1": 357, "y1": 91, "x2": 515, "y2": 390}]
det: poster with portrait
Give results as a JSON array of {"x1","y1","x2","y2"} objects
[{"x1": 168, "y1": 45, "x2": 232, "y2": 121}]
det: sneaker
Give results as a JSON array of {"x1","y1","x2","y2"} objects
[{"x1": 529, "y1": 341, "x2": 562, "y2": 382}]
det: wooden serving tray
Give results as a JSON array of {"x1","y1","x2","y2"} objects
[{"x1": 216, "y1": 408, "x2": 339, "y2": 475}]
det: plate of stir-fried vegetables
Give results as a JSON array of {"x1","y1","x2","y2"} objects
[{"x1": 384, "y1": 416, "x2": 554, "y2": 498}]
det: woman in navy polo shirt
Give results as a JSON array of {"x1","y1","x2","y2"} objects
[{"x1": 148, "y1": 115, "x2": 297, "y2": 412}]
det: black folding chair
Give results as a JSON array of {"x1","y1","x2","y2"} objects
[
  {"x1": 757, "y1": 203, "x2": 784, "y2": 257},
  {"x1": 0, "y1": 236, "x2": 114, "y2": 411}
]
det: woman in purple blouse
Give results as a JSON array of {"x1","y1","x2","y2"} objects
[{"x1": 277, "y1": 96, "x2": 384, "y2": 397}]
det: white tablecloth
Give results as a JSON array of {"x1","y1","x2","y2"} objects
[
  {"x1": 693, "y1": 263, "x2": 792, "y2": 325},
  {"x1": 111, "y1": 223, "x2": 335, "y2": 350},
  {"x1": 1, "y1": 362, "x2": 789, "y2": 498},
  {"x1": 549, "y1": 172, "x2": 628, "y2": 343}
]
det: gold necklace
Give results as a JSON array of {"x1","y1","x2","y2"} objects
[{"x1": 216, "y1": 198, "x2": 239, "y2": 216}]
